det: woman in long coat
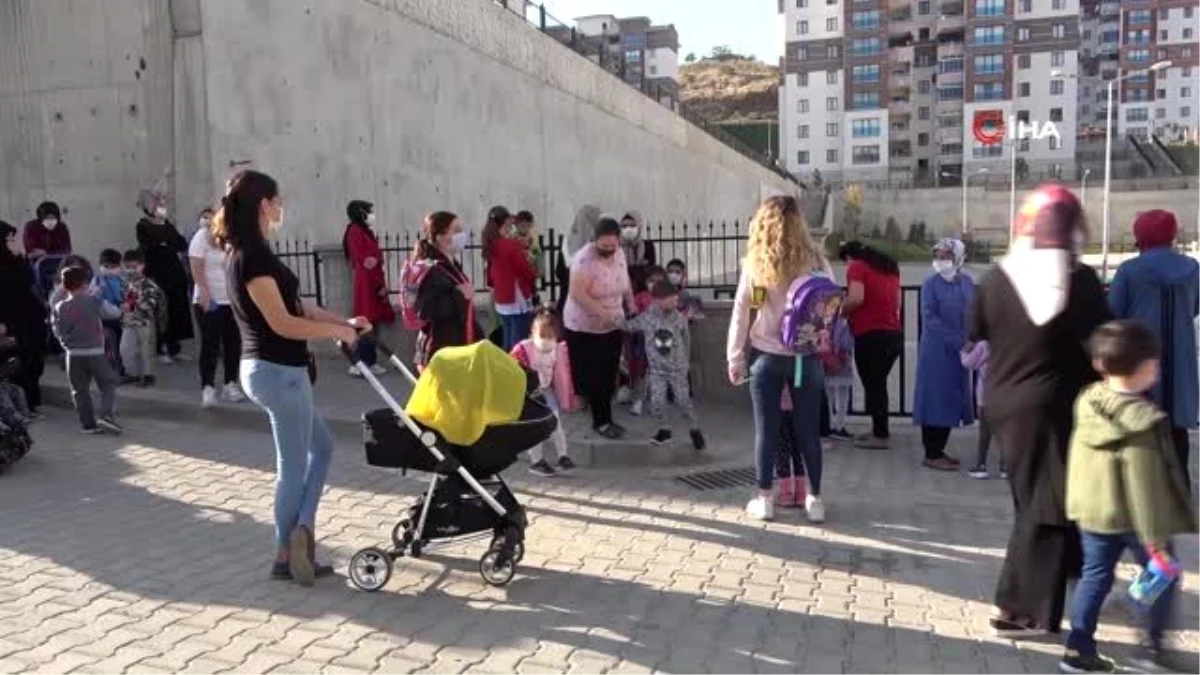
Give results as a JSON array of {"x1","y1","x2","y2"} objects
[
  {"x1": 136, "y1": 189, "x2": 192, "y2": 361},
  {"x1": 913, "y1": 238, "x2": 976, "y2": 470},
  {"x1": 343, "y1": 200, "x2": 394, "y2": 376},
  {"x1": 0, "y1": 222, "x2": 47, "y2": 411},
  {"x1": 970, "y1": 184, "x2": 1111, "y2": 637}
]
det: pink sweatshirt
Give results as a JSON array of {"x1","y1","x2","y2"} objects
[
  {"x1": 563, "y1": 244, "x2": 630, "y2": 334},
  {"x1": 726, "y1": 261, "x2": 834, "y2": 373}
]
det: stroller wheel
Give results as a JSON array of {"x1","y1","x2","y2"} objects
[
  {"x1": 391, "y1": 520, "x2": 413, "y2": 549},
  {"x1": 348, "y1": 547, "x2": 392, "y2": 592},
  {"x1": 479, "y1": 550, "x2": 516, "y2": 586},
  {"x1": 513, "y1": 542, "x2": 525, "y2": 564}
]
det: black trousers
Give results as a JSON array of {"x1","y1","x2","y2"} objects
[
  {"x1": 819, "y1": 390, "x2": 831, "y2": 437},
  {"x1": 921, "y1": 425, "x2": 951, "y2": 460},
  {"x1": 1172, "y1": 427, "x2": 1192, "y2": 489},
  {"x1": 854, "y1": 330, "x2": 903, "y2": 438},
  {"x1": 565, "y1": 329, "x2": 622, "y2": 429},
  {"x1": 14, "y1": 343, "x2": 44, "y2": 410},
  {"x1": 195, "y1": 305, "x2": 241, "y2": 388}
]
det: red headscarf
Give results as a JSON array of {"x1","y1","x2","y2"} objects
[
  {"x1": 1000, "y1": 183, "x2": 1088, "y2": 326},
  {"x1": 1133, "y1": 209, "x2": 1178, "y2": 251}
]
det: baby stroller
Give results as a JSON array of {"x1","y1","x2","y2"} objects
[
  {"x1": 0, "y1": 344, "x2": 33, "y2": 475},
  {"x1": 343, "y1": 337, "x2": 558, "y2": 590}
]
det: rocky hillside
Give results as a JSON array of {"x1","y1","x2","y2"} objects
[{"x1": 679, "y1": 57, "x2": 779, "y2": 123}]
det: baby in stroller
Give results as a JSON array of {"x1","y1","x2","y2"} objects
[
  {"x1": 347, "y1": 338, "x2": 558, "y2": 591},
  {"x1": 0, "y1": 339, "x2": 34, "y2": 474}
]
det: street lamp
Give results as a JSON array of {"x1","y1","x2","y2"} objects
[
  {"x1": 941, "y1": 168, "x2": 988, "y2": 235},
  {"x1": 1080, "y1": 168, "x2": 1093, "y2": 213},
  {"x1": 1052, "y1": 59, "x2": 1171, "y2": 279}
]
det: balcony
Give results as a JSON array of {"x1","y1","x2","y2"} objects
[
  {"x1": 940, "y1": 0, "x2": 964, "y2": 15},
  {"x1": 937, "y1": 13, "x2": 965, "y2": 33},
  {"x1": 891, "y1": 121, "x2": 911, "y2": 133},
  {"x1": 889, "y1": 99, "x2": 913, "y2": 118},
  {"x1": 890, "y1": 140, "x2": 914, "y2": 159},
  {"x1": 1098, "y1": 2, "x2": 1119, "y2": 18}
]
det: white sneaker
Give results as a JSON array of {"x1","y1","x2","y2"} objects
[
  {"x1": 616, "y1": 386, "x2": 632, "y2": 404},
  {"x1": 805, "y1": 494, "x2": 826, "y2": 523},
  {"x1": 369, "y1": 364, "x2": 388, "y2": 375},
  {"x1": 158, "y1": 354, "x2": 175, "y2": 366},
  {"x1": 347, "y1": 365, "x2": 363, "y2": 378},
  {"x1": 201, "y1": 386, "x2": 217, "y2": 408},
  {"x1": 222, "y1": 383, "x2": 246, "y2": 403},
  {"x1": 630, "y1": 399, "x2": 644, "y2": 416},
  {"x1": 746, "y1": 495, "x2": 774, "y2": 521}
]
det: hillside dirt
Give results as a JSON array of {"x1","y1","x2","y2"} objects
[{"x1": 678, "y1": 57, "x2": 779, "y2": 123}]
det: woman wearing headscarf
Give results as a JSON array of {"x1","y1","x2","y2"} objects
[
  {"x1": 1109, "y1": 210, "x2": 1198, "y2": 483},
  {"x1": 913, "y1": 238, "x2": 975, "y2": 471},
  {"x1": 342, "y1": 200, "x2": 395, "y2": 377},
  {"x1": 555, "y1": 205, "x2": 602, "y2": 316},
  {"x1": 620, "y1": 211, "x2": 657, "y2": 294},
  {"x1": 0, "y1": 221, "x2": 47, "y2": 413},
  {"x1": 969, "y1": 184, "x2": 1111, "y2": 637},
  {"x1": 136, "y1": 189, "x2": 193, "y2": 362}
]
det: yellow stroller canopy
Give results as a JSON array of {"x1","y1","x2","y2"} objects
[{"x1": 405, "y1": 341, "x2": 527, "y2": 446}]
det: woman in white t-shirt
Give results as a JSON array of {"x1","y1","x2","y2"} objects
[{"x1": 189, "y1": 220, "x2": 245, "y2": 407}]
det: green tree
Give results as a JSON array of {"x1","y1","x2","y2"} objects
[
  {"x1": 840, "y1": 184, "x2": 864, "y2": 238},
  {"x1": 685, "y1": 52, "x2": 697, "y2": 63}
]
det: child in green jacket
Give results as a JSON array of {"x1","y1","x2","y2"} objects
[{"x1": 1061, "y1": 320, "x2": 1196, "y2": 674}]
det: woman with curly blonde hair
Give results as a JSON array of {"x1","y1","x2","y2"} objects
[{"x1": 726, "y1": 194, "x2": 832, "y2": 522}]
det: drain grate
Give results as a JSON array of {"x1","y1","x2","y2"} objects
[{"x1": 675, "y1": 466, "x2": 757, "y2": 491}]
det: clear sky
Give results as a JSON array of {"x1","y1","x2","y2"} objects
[{"x1": 536, "y1": 0, "x2": 782, "y2": 64}]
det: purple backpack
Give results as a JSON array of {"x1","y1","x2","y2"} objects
[{"x1": 780, "y1": 273, "x2": 846, "y2": 383}]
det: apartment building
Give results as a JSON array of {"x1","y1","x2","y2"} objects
[
  {"x1": 780, "y1": 0, "x2": 1083, "y2": 184},
  {"x1": 1117, "y1": 1, "x2": 1199, "y2": 143},
  {"x1": 573, "y1": 15, "x2": 681, "y2": 103}
]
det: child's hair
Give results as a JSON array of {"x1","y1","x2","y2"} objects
[
  {"x1": 666, "y1": 258, "x2": 686, "y2": 271},
  {"x1": 99, "y1": 248, "x2": 122, "y2": 267},
  {"x1": 61, "y1": 266, "x2": 89, "y2": 291},
  {"x1": 1089, "y1": 320, "x2": 1159, "y2": 377},
  {"x1": 57, "y1": 254, "x2": 92, "y2": 275},
  {"x1": 531, "y1": 307, "x2": 560, "y2": 337},
  {"x1": 644, "y1": 264, "x2": 667, "y2": 281},
  {"x1": 650, "y1": 279, "x2": 679, "y2": 299},
  {"x1": 122, "y1": 249, "x2": 144, "y2": 264},
  {"x1": 515, "y1": 210, "x2": 535, "y2": 225}
]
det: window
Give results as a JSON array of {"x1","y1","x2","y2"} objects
[
  {"x1": 852, "y1": 10, "x2": 881, "y2": 30},
  {"x1": 1017, "y1": 54, "x2": 1031, "y2": 69},
  {"x1": 1048, "y1": 136, "x2": 1060, "y2": 150},
  {"x1": 975, "y1": 0, "x2": 1003, "y2": 17},
  {"x1": 1050, "y1": 107, "x2": 1063, "y2": 122},
  {"x1": 625, "y1": 50, "x2": 641, "y2": 62},
  {"x1": 1018, "y1": 139, "x2": 1030, "y2": 151},
  {"x1": 827, "y1": 17, "x2": 839, "y2": 32},
  {"x1": 974, "y1": 82, "x2": 1005, "y2": 101},
  {"x1": 1051, "y1": 51, "x2": 1064, "y2": 67},
  {"x1": 1016, "y1": 110, "x2": 1030, "y2": 124},
  {"x1": 852, "y1": 118, "x2": 882, "y2": 138},
  {"x1": 1185, "y1": 68, "x2": 1194, "y2": 78},
  {"x1": 973, "y1": 142, "x2": 1003, "y2": 159},
  {"x1": 918, "y1": 80, "x2": 931, "y2": 94},
  {"x1": 796, "y1": 0, "x2": 806, "y2": 6},
  {"x1": 826, "y1": 149, "x2": 838, "y2": 163},
  {"x1": 1183, "y1": 107, "x2": 1192, "y2": 119},
  {"x1": 1052, "y1": 0, "x2": 1064, "y2": 8},
  {"x1": 798, "y1": 125, "x2": 809, "y2": 139},
  {"x1": 1157, "y1": 88, "x2": 1167, "y2": 99},
  {"x1": 1127, "y1": 30, "x2": 1151, "y2": 45},
  {"x1": 937, "y1": 85, "x2": 963, "y2": 101},
  {"x1": 850, "y1": 37, "x2": 882, "y2": 56},
  {"x1": 1019, "y1": 0, "x2": 1031, "y2": 11},
  {"x1": 827, "y1": 96, "x2": 840, "y2": 111},
  {"x1": 1050, "y1": 80, "x2": 1064, "y2": 95},
  {"x1": 852, "y1": 145, "x2": 881, "y2": 165},
  {"x1": 798, "y1": 20, "x2": 809, "y2": 35},
  {"x1": 827, "y1": 70, "x2": 839, "y2": 85},
  {"x1": 1156, "y1": 108, "x2": 1167, "y2": 119},
  {"x1": 853, "y1": 64, "x2": 880, "y2": 83},
  {"x1": 918, "y1": 0, "x2": 930, "y2": 15},
  {"x1": 798, "y1": 99, "x2": 809, "y2": 113},
  {"x1": 797, "y1": 151, "x2": 810, "y2": 165},
  {"x1": 1186, "y1": 28, "x2": 1195, "y2": 41},
  {"x1": 973, "y1": 26, "x2": 1005, "y2": 45},
  {"x1": 1052, "y1": 24, "x2": 1065, "y2": 39},
  {"x1": 1019, "y1": 82, "x2": 1031, "y2": 97},
  {"x1": 798, "y1": 72, "x2": 808, "y2": 87},
  {"x1": 939, "y1": 57, "x2": 964, "y2": 74},
  {"x1": 1185, "y1": 48, "x2": 1194, "y2": 59},
  {"x1": 1128, "y1": 49, "x2": 1150, "y2": 63},
  {"x1": 851, "y1": 92, "x2": 879, "y2": 109},
  {"x1": 1184, "y1": 87, "x2": 1193, "y2": 99},
  {"x1": 827, "y1": 44, "x2": 840, "y2": 59},
  {"x1": 1129, "y1": 72, "x2": 1151, "y2": 84},
  {"x1": 974, "y1": 54, "x2": 1004, "y2": 75},
  {"x1": 1188, "y1": 6, "x2": 1196, "y2": 18},
  {"x1": 827, "y1": 123, "x2": 839, "y2": 137},
  {"x1": 1129, "y1": 90, "x2": 1151, "y2": 102},
  {"x1": 1160, "y1": 29, "x2": 1169, "y2": 41},
  {"x1": 1017, "y1": 27, "x2": 1030, "y2": 42},
  {"x1": 940, "y1": 143, "x2": 963, "y2": 156},
  {"x1": 918, "y1": 132, "x2": 930, "y2": 146},
  {"x1": 1126, "y1": 108, "x2": 1149, "y2": 122},
  {"x1": 796, "y1": 45, "x2": 809, "y2": 59},
  {"x1": 1129, "y1": 9, "x2": 1152, "y2": 24},
  {"x1": 938, "y1": 115, "x2": 962, "y2": 128},
  {"x1": 919, "y1": 106, "x2": 931, "y2": 120}
]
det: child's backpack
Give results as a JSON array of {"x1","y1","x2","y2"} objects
[
  {"x1": 399, "y1": 259, "x2": 438, "y2": 331},
  {"x1": 780, "y1": 273, "x2": 846, "y2": 385},
  {"x1": 819, "y1": 318, "x2": 854, "y2": 376}
]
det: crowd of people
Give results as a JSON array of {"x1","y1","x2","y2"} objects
[{"x1": 0, "y1": 177, "x2": 1195, "y2": 670}]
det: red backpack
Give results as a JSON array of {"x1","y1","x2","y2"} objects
[{"x1": 399, "y1": 259, "x2": 437, "y2": 331}]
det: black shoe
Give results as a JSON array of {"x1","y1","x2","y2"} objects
[
  {"x1": 690, "y1": 429, "x2": 707, "y2": 451},
  {"x1": 556, "y1": 457, "x2": 576, "y2": 473},
  {"x1": 141, "y1": 375, "x2": 156, "y2": 387},
  {"x1": 288, "y1": 525, "x2": 315, "y2": 586},
  {"x1": 271, "y1": 560, "x2": 335, "y2": 580},
  {"x1": 990, "y1": 616, "x2": 1047, "y2": 639},
  {"x1": 96, "y1": 417, "x2": 123, "y2": 435},
  {"x1": 651, "y1": 429, "x2": 672, "y2": 446},
  {"x1": 119, "y1": 375, "x2": 140, "y2": 386},
  {"x1": 1059, "y1": 651, "x2": 1116, "y2": 674},
  {"x1": 831, "y1": 428, "x2": 853, "y2": 440},
  {"x1": 595, "y1": 423, "x2": 625, "y2": 440},
  {"x1": 529, "y1": 460, "x2": 557, "y2": 477}
]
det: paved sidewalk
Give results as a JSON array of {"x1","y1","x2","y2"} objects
[{"x1": 0, "y1": 406, "x2": 1196, "y2": 673}]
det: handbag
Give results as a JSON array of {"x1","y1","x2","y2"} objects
[{"x1": 307, "y1": 352, "x2": 318, "y2": 385}]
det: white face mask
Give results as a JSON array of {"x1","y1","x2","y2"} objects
[
  {"x1": 932, "y1": 260, "x2": 955, "y2": 280},
  {"x1": 450, "y1": 231, "x2": 469, "y2": 253},
  {"x1": 365, "y1": 213, "x2": 376, "y2": 226},
  {"x1": 42, "y1": 218, "x2": 58, "y2": 231},
  {"x1": 199, "y1": 217, "x2": 211, "y2": 229},
  {"x1": 268, "y1": 207, "x2": 284, "y2": 236},
  {"x1": 621, "y1": 227, "x2": 638, "y2": 242},
  {"x1": 533, "y1": 337, "x2": 555, "y2": 353},
  {"x1": 154, "y1": 206, "x2": 168, "y2": 219},
  {"x1": 667, "y1": 272, "x2": 683, "y2": 285}
]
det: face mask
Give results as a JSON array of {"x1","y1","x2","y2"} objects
[
  {"x1": 42, "y1": 218, "x2": 58, "y2": 231},
  {"x1": 268, "y1": 207, "x2": 284, "y2": 235},
  {"x1": 533, "y1": 337, "x2": 555, "y2": 353},
  {"x1": 154, "y1": 206, "x2": 168, "y2": 219},
  {"x1": 621, "y1": 227, "x2": 638, "y2": 242},
  {"x1": 5, "y1": 238, "x2": 19, "y2": 255},
  {"x1": 450, "y1": 231, "x2": 469, "y2": 253},
  {"x1": 126, "y1": 266, "x2": 144, "y2": 278},
  {"x1": 365, "y1": 213, "x2": 376, "y2": 226},
  {"x1": 100, "y1": 266, "x2": 120, "y2": 276},
  {"x1": 199, "y1": 217, "x2": 211, "y2": 229},
  {"x1": 932, "y1": 260, "x2": 955, "y2": 279},
  {"x1": 596, "y1": 247, "x2": 616, "y2": 259},
  {"x1": 667, "y1": 272, "x2": 683, "y2": 285}
]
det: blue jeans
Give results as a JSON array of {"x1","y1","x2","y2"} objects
[
  {"x1": 500, "y1": 312, "x2": 533, "y2": 352},
  {"x1": 354, "y1": 334, "x2": 377, "y2": 367},
  {"x1": 241, "y1": 359, "x2": 336, "y2": 549},
  {"x1": 749, "y1": 350, "x2": 824, "y2": 493},
  {"x1": 1067, "y1": 531, "x2": 1175, "y2": 656}
]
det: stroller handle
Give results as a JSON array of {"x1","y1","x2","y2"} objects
[{"x1": 337, "y1": 331, "x2": 418, "y2": 386}]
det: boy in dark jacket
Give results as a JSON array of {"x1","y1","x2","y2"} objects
[{"x1": 1060, "y1": 320, "x2": 1196, "y2": 674}]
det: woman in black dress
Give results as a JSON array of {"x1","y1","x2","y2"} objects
[
  {"x1": 0, "y1": 222, "x2": 47, "y2": 412},
  {"x1": 969, "y1": 184, "x2": 1111, "y2": 637},
  {"x1": 136, "y1": 189, "x2": 194, "y2": 362}
]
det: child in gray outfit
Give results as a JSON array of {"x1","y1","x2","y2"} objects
[
  {"x1": 627, "y1": 280, "x2": 706, "y2": 450},
  {"x1": 50, "y1": 266, "x2": 124, "y2": 434}
]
